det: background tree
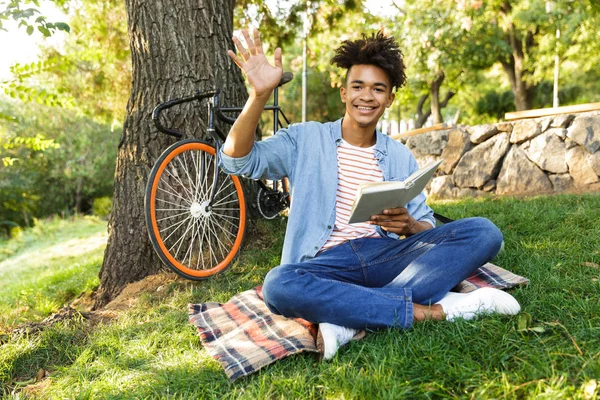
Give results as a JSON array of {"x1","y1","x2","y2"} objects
[
  {"x1": 468, "y1": 0, "x2": 596, "y2": 111},
  {"x1": 0, "y1": 0, "x2": 127, "y2": 224},
  {"x1": 7, "y1": 0, "x2": 131, "y2": 125}
]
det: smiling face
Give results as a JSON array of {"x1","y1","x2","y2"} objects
[{"x1": 340, "y1": 64, "x2": 395, "y2": 139}]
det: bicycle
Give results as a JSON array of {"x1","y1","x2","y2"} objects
[{"x1": 144, "y1": 72, "x2": 294, "y2": 281}]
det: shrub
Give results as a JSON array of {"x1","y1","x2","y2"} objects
[{"x1": 92, "y1": 197, "x2": 113, "y2": 219}]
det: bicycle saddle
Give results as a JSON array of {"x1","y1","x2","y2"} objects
[{"x1": 278, "y1": 72, "x2": 294, "y2": 87}]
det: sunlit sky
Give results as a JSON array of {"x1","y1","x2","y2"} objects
[{"x1": 0, "y1": 0, "x2": 395, "y2": 80}]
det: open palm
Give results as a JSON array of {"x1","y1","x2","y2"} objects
[{"x1": 228, "y1": 29, "x2": 283, "y2": 98}]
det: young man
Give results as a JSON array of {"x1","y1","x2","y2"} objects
[{"x1": 222, "y1": 29, "x2": 520, "y2": 360}]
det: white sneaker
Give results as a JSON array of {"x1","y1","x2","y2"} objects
[
  {"x1": 316, "y1": 322, "x2": 364, "y2": 360},
  {"x1": 436, "y1": 288, "x2": 521, "y2": 321}
]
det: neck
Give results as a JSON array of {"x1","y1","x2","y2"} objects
[{"x1": 341, "y1": 116, "x2": 377, "y2": 148}]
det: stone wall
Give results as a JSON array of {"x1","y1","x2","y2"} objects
[{"x1": 401, "y1": 111, "x2": 600, "y2": 199}]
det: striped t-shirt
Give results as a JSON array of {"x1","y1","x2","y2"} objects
[{"x1": 320, "y1": 139, "x2": 383, "y2": 252}]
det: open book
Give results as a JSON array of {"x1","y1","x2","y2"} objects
[{"x1": 347, "y1": 159, "x2": 442, "y2": 224}]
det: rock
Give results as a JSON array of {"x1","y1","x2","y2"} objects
[
  {"x1": 453, "y1": 133, "x2": 510, "y2": 188},
  {"x1": 428, "y1": 175, "x2": 456, "y2": 199},
  {"x1": 591, "y1": 151, "x2": 600, "y2": 176},
  {"x1": 547, "y1": 127, "x2": 567, "y2": 139},
  {"x1": 523, "y1": 132, "x2": 567, "y2": 173},
  {"x1": 496, "y1": 146, "x2": 553, "y2": 195},
  {"x1": 539, "y1": 116, "x2": 554, "y2": 132},
  {"x1": 566, "y1": 145, "x2": 600, "y2": 187},
  {"x1": 416, "y1": 155, "x2": 442, "y2": 170},
  {"x1": 550, "y1": 114, "x2": 575, "y2": 128},
  {"x1": 496, "y1": 122, "x2": 513, "y2": 133},
  {"x1": 567, "y1": 116, "x2": 600, "y2": 154},
  {"x1": 482, "y1": 180, "x2": 496, "y2": 192},
  {"x1": 439, "y1": 129, "x2": 471, "y2": 174},
  {"x1": 510, "y1": 119, "x2": 541, "y2": 144},
  {"x1": 404, "y1": 130, "x2": 449, "y2": 156},
  {"x1": 455, "y1": 188, "x2": 489, "y2": 198},
  {"x1": 469, "y1": 124, "x2": 498, "y2": 144},
  {"x1": 548, "y1": 173, "x2": 573, "y2": 192},
  {"x1": 565, "y1": 138, "x2": 578, "y2": 149}
]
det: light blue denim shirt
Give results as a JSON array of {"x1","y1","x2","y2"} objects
[{"x1": 219, "y1": 118, "x2": 435, "y2": 265}]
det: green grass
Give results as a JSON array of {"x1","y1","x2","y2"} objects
[
  {"x1": 1, "y1": 194, "x2": 600, "y2": 399},
  {"x1": 0, "y1": 216, "x2": 107, "y2": 329}
]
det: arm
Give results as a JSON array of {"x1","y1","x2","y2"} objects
[{"x1": 223, "y1": 29, "x2": 283, "y2": 158}]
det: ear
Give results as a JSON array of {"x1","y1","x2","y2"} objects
[
  {"x1": 340, "y1": 86, "x2": 347, "y2": 103},
  {"x1": 385, "y1": 92, "x2": 395, "y2": 108}
]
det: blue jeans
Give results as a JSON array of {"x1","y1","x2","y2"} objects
[{"x1": 262, "y1": 217, "x2": 503, "y2": 330}]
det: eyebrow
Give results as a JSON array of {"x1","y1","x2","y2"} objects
[{"x1": 349, "y1": 79, "x2": 388, "y2": 88}]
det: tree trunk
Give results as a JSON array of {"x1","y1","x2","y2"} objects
[
  {"x1": 499, "y1": 1, "x2": 534, "y2": 111},
  {"x1": 430, "y1": 71, "x2": 445, "y2": 124},
  {"x1": 500, "y1": 57, "x2": 533, "y2": 111},
  {"x1": 414, "y1": 75, "x2": 455, "y2": 129},
  {"x1": 74, "y1": 176, "x2": 83, "y2": 214},
  {"x1": 95, "y1": 0, "x2": 247, "y2": 307},
  {"x1": 415, "y1": 94, "x2": 430, "y2": 129}
]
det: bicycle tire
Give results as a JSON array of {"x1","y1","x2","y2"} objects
[{"x1": 145, "y1": 139, "x2": 246, "y2": 280}]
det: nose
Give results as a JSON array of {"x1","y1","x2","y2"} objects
[{"x1": 360, "y1": 89, "x2": 375, "y2": 102}]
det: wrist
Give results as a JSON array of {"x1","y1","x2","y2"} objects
[
  {"x1": 407, "y1": 217, "x2": 430, "y2": 236},
  {"x1": 249, "y1": 89, "x2": 273, "y2": 102}
]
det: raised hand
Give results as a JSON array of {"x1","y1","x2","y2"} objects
[{"x1": 228, "y1": 29, "x2": 283, "y2": 99}]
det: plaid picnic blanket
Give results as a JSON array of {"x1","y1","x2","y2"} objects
[{"x1": 188, "y1": 261, "x2": 528, "y2": 381}]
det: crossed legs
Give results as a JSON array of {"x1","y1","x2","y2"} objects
[{"x1": 262, "y1": 217, "x2": 506, "y2": 330}]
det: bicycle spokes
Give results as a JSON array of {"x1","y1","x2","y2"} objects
[{"x1": 146, "y1": 140, "x2": 246, "y2": 279}]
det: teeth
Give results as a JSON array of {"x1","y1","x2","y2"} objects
[{"x1": 357, "y1": 106, "x2": 374, "y2": 110}]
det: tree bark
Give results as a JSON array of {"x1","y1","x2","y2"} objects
[
  {"x1": 414, "y1": 76, "x2": 455, "y2": 129},
  {"x1": 95, "y1": 0, "x2": 247, "y2": 307},
  {"x1": 430, "y1": 71, "x2": 448, "y2": 124},
  {"x1": 499, "y1": 1, "x2": 535, "y2": 111},
  {"x1": 415, "y1": 94, "x2": 430, "y2": 129}
]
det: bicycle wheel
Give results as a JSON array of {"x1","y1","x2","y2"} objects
[{"x1": 145, "y1": 139, "x2": 246, "y2": 280}]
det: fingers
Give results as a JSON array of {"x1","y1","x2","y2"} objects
[
  {"x1": 232, "y1": 36, "x2": 250, "y2": 61},
  {"x1": 382, "y1": 207, "x2": 408, "y2": 215},
  {"x1": 273, "y1": 47, "x2": 282, "y2": 68},
  {"x1": 227, "y1": 49, "x2": 244, "y2": 69},
  {"x1": 253, "y1": 29, "x2": 264, "y2": 54},
  {"x1": 242, "y1": 29, "x2": 256, "y2": 55},
  {"x1": 232, "y1": 29, "x2": 271, "y2": 59}
]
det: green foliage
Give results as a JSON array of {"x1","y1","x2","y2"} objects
[
  {"x1": 235, "y1": 0, "x2": 364, "y2": 49},
  {"x1": 0, "y1": 0, "x2": 69, "y2": 36},
  {"x1": 475, "y1": 89, "x2": 514, "y2": 120},
  {"x1": 0, "y1": 96, "x2": 119, "y2": 226},
  {"x1": 2, "y1": 0, "x2": 130, "y2": 126},
  {"x1": 91, "y1": 197, "x2": 112, "y2": 219}
]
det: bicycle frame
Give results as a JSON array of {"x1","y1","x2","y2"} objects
[{"x1": 152, "y1": 85, "x2": 292, "y2": 209}]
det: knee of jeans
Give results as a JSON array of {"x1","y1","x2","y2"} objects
[
  {"x1": 472, "y1": 217, "x2": 504, "y2": 253},
  {"x1": 262, "y1": 266, "x2": 291, "y2": 314}
]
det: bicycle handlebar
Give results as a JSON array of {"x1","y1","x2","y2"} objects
[
  {"x1": 152, "y1": 72, "x2": 294, "y2": 138},
  {"x1": 152, "y1": 90, "x2": 218, "y2": 138}
]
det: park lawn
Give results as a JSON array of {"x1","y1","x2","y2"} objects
[
  {"x1": 0, "y1": 216, "x2": 107, "y2": 330},
  {"x1": 1, "y1": 193, "x2": 600, "y2": 399}
]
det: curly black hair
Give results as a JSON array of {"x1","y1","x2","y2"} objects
[{"x1": 331, "y1": 32, "x2": 406, "y2": 91}]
